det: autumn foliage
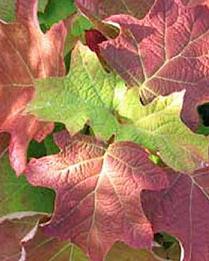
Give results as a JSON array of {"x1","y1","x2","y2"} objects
[{"x1": 1, "y1": 0, "x2": 209, "y2": 260}]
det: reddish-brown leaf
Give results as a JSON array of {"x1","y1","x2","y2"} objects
[
  {"x1": 181, "y1": 0, "x2": 209, "y2": 6},
  {"x1": 22, "y1": 218, "x2": 76, "y2": 261},
  {"x1": 76, "y1": 0, "x2": 155, "y2": 20},
  {"x1": 142, "y1": 167, "x2": 209, "y2": 261},
  {"x1": 25, "y1": 133, "x2": 168, "y2": 261},
  {"x1": 0, "y1": 0, "x2": 67, "y2": 175},
  {"x1": 99, "y1": 0, "x2": 209, "y2": 131},
  {"x1": 0, "y1": 212, "x2": 44, "y2": 261},
  {"x1": 0, "y1": 133, "x2": 10, "y2": 157}
]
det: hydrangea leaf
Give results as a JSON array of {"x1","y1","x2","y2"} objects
[
  {"x1": 0, "y1": 153, "x2": 55, "y2": 215},
  {"x1": 117, "y1": 88, "x2": 209, "y2": 172},
  {"x1": 25, "y1": 133, "x2": 168, "y2": 261},
  {"x1": 28, "y1": 42, "x2": 124, "y2": 140},
  {"x1": 99, "y1": 0, "x2": 209, "y2": 131},
  {"x1": 0, "y1": 212, "x2": 45, "y2": 261},
  {"x1": 23, "y1": 215, "x2": 162, "y2": 261},
  {"x1": 142, "y1": 167, "x2": 209, "y2": 261},
  {"x1": 76, "y1": 0, "x2": 155, "y2": 20},
  {"x1": 28, "y1": 42, "x2": 209, "y2": 172},
  {"x1": 0, "y1": 0, "x2": 67, "y2": 175}
]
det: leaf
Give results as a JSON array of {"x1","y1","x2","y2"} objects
[
  {"x1": 142, "y1": 167, "x2": 209, "y2": 261},
  {"x1": 76, "y1": 0, "x2": 155, "y2": 20},
  {"x1": 0, "y1": 211, "x2": 87, "y2": 261},
  {"x1": 0, "y1": 153, "x2": 55, "y2": 215},
  {"x1": 106, "y1": 242, "x2": 171, "y2": 261},
  {"x1": 22, "y1": 218, "x2": 87, "y2": 261},
  {"x1": 117, "y1": 88, "x2": 209, "y2": 172},
  {"x1": 28, "y1": 42, "x2": 124, "y2": 140},
  {"x1": 0, "y1": 133, "x2": 10, "y2": 156},
  {"x1": 99, "y1": 0, "x2": 209, "y2": 131},
  {"x1": 25, "y1": 133, "x2": 168, "y2": 261},
  {"x1": 28, "y1": 42, "x2": 209, "y2": 172},
  {"x1": 0, "y1": 0, "x2": 15, "y2": 22},
  {"x1": 71, "y1": 16, "x2": 92, "y2": 37},
  {"x1": 153, "y1": 233, "x2": 181, "y2": 261},
  {"x1": 38, "y1": 0, "x2": 49, "y2": 13},
  {"x1": 0, "y1": 0, "x2": 49, "y2": 22},
  {"x1": 0, "y1": 0, "x2": 67, "y2": 175},
  {"x1": 0, "y1": 212, "x2": 45, "y2": 261},
  {"x1": 39, "y1": 0, "x2": 76, "y2": 27},
  {"x1": 153, "y1": 242, "x2": 181, "y2": 261},
  {"x1": 181, "y1": 0, "x2": 209, "y2": 6},
  {"x1": 64, "y1": 14, "x2": 93, "y2": 56}
]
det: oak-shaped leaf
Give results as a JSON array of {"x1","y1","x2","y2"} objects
[
  {"x1": 99, "y1": 0, "x2": 209, "y2": 131},
  {"x1": 23, "y1": 221, "x2": 164, "y2": 261},
  {"x1": 117, "y1": 88, "x2": 209, "y2": 173},
  {"x1": 142, "y1": 167, "x2": 209, "y2": 260},
  {"x1": 25, "y1": 133, "x2": 168, "y2": 261},
  {"x1": 28, "y1": 42, "x2": 209, "y2": 172},
  {"x1": 28, "y1": 42, "x2": 124, "y2": 140},
  {"x1": 0, "y1": 0, "x2": 67, "y2": 175},
  {"x1": 76, "y1": 0, "x2": 155, "y2": 20}
]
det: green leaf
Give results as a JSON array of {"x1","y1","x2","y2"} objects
[
  {"x1": 39, "y1": 0, "x2": 76, "y2": 26},
  {"x1": 0, "y1": 0, "x2": 48, "y2": 22},
  {"x1": 38, "y1": 0, "x2": 49, "y2": 13},
  {"x1": 28, "y1": 42, "x2": 209, "y2": 172},
  {"x1": 107, "y1": 243, "x2": 173, "y2": 261},
  {"x1": 0, "y1": 153, "x2": 55, "y2": 216},
  {"x1": 117, "y1": 88, "x2": 209, "y2": 172},
  {"x1": 29, "y1": 42, "x2": 124, "y2": 140},
  {"x1": 71, "y1": 15, "x2": 92, "y2": 37},
  {"x1": 0, "y1": 0, "x2": 15, "y2": 22}
]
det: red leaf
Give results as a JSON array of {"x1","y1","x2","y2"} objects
[
  {"x1": 85, "y1": 29, "x2": 107, "y2": 55},
  {"x1": 0, "y1": 0, "x2": 67, "y2": 175},
  {"x1": 0, "y1": 211, "x2": 75, "y2": 261},
  {"x1": 22, "y1": 216, "x2": 75, "y2": 261},
  {"x1": 99, "y1": 0, "x2": 209, "y2": 131},
  {"x1": 142, "y1": 167, "x2": 209, "y2": 261},
  {"x1": 25, "y1": 133, "x2": 168, "y2": 261},
  {"x1": 181, "y1": 0, "x2": 209, "y2": 6},
  {"x1": 76, "y1": 0, "x2": 155, "y2": 20}
]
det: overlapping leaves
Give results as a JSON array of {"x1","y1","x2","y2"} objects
[
  {"x1": 0, "y1": 0, "x2": 67, "y2": 175},
  {"x1": 1, "y1": 0, "x2": 209, "y2": 260},
  {"x1": 0, "y1": 212, "x2": 176, "y2": 261},
  {"x1": 142, "y1": 167, "x2": 209, "y2": 261},
  {"x1": 75, "y1": 0, "x2": 154, "y2": 20},
  {"x1": 25, "y1": 131, "x2": 168, "y2": 261},
  {"x1": 96, "y1": 0, "x2": 209, "y2": 131},
  {"x1": 28, "y1": 42, "x2": 209, "y2": 172}
]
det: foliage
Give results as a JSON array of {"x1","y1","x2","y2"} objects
[{"x1": 1, "y1": 0, "x2": 209, "y2": 260}]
